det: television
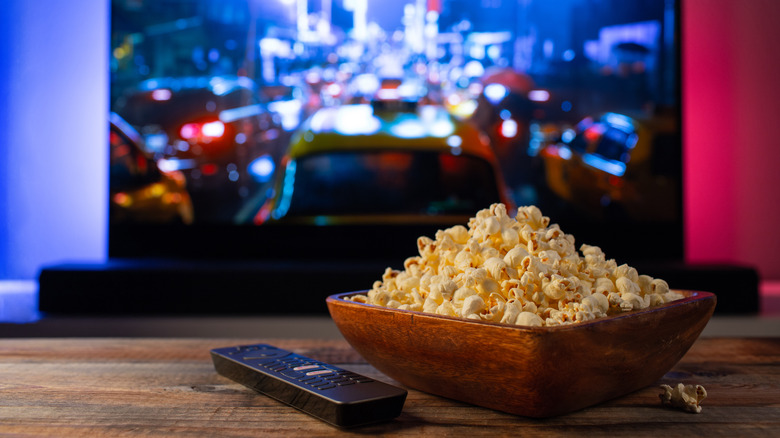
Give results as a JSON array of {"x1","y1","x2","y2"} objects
[{"x1": 44, "y1": 0, "x2": 691, "y2": 314}]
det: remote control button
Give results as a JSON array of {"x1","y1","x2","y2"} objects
[
  {"x1": 306, "y1": 370, "x2": 334, "y2": 376},
  {"x1": 317, "y1": 384, "x2": 336, "y2": 390},
  {"x1": 280, "y1": 370, "x2": 304, "y2": 379},
  {"x1": 293, "y1": 364, "x2": 320, "y2": 371}
]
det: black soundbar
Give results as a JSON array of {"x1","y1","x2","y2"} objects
[{"x1": 38, "y1": 259, "x2": 759, "y2": 315}]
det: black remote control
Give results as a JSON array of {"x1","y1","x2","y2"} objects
[{"x1": 210, "y1": 344, "x2": 407, "y2": 428}]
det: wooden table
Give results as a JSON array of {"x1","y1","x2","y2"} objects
[{"x1": 0, "y1": 338, "x2": 778, "y2": 436}]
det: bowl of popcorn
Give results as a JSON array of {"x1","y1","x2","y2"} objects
[{"x1": 326, "y1": 203, "x2": 716, "y2": 418}]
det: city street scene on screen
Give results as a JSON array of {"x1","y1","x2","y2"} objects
[{"x1": 110, "y1": 0, "x2": 679, "y2": 234}]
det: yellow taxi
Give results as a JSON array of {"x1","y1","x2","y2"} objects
[{"x1": 253, "y1": 101, "x2": 514, "y2": 225}]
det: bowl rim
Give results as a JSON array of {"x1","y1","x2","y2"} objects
[{"x1": 327, "y1": 289, "x2": 716, "y2": 333}]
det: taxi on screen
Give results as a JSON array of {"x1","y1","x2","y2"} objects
[{"x1": 253, "y1": 100, "x2": 514, "y2": 226}]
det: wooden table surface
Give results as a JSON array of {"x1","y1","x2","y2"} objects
[{"x1": 0, "y1": 337, "x2": 778, "y2": 437}]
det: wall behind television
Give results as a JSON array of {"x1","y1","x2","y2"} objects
[
  {"x1": 0, "y1": 1, "x2": 108, "y2": 279},
  {"x1": 682, "y1": 0, "x2": 780, "y2": 275},
  {"x1": 1, "y1": 0, "x2": 779, "y2": 281}
]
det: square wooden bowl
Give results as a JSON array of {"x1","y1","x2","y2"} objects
[{"x1": 327, "y1": 290, "x2": 716, "y2": 418}]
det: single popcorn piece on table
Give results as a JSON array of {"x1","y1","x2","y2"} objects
[
  {"x1": 659, "y1": 383, "x2": 707, "y2": 413},
  {"x1": 349, "y1": 203, "x2": 684, "y2": 327}
]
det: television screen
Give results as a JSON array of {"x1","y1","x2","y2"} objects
[{"x1": 109, "y1": 0, "x2": 681, "y2": 266}]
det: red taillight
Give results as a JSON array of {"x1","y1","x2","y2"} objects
[
  {"x1": 180, "y1": 121, "x2": 225, "y2": 141},
  {"x1": 584, "y1": 124, "x2": 605, "y2": 143},
  {"x1": 201, "y1": 163, "x2": 218, "y2": 176},
  {"x1": 180, "y1": 123, "x2": 200, "y2": 140},
  {"x1": 113, "y1": 192, "x2": 130, "y2": 206}
]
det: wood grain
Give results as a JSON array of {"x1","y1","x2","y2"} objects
[{"x1": 0, "y1": 337, "x2": 777, "y2": 437}]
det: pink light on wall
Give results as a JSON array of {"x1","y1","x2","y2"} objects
[
  {"x1": 683, "y1": 0, "x2": 780, "y2": 280},
  {"x1": 682, "y1": 0, "x2": 738, "y2": 263}
]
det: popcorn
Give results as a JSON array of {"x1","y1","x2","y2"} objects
[
  {"x1": 660, "y1": 383, "x2": 707, "y2": 413},
  {"x1": 349, "y1": 203, "x2": 684, "y2": 327}
]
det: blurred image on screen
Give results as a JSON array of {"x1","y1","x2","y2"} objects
[{"x1": 110, "y1": 0, "x2": 680, "y2": 262}]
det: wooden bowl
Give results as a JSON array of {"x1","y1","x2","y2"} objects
[{"x1": 327, "y1": 290, "x2": 716, "y2": 418}]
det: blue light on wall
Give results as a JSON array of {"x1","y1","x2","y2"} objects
[
  {"x1": 0, "y1": 1, "x2": 109, "y2": 280},
  {"x1": 0, "y1": 3, "x2": 13, "y2": 279}
]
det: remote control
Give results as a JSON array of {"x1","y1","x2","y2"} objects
[{"x1": 210, "y1": 343, "x2": 407, "y2": 428}]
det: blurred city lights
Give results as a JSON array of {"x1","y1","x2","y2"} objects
[
  {"x1": 249, "y1": 155, "x2": 275, "y2": 183},
  {"x1": 484, "y1": 84, "x2": 508, "y2": 104},
  {"x1": 334, "y1": 105, "x2": 381, "y2": 135},
  {"x1": 376, "y1": 88, "x2": 401, "y2": 100},
  {"x1": 558, "y1": 145, "x2": 572, "y2": 160},
  {"x1": 391, "y1": 119, "x2": 426, "y2": 138},
  {"x1": 157, "y1": 158, "x2": 197, "y2": 172},
  {"x1": 273, "y1": 160, "x2": 297, "y2": 220},
  {"x1": 463, "y1": 60, "x2": 485, "y2": 77},
  {"x1": 605, "y1": 112, "x2": 634, "y2": 131},
  {"x1": 528, "y1": 89, "x2": 550, "y2": 102},
  {"x1": 268, "y1": 100, "x2": 303, "y2": 131},
  {"x1": 151, "y1": 89, "x2": 172, "y2": 101},
  {"x1": 144, "y1": 133, "x2": 168, "y2": 153},
  {"x1": 500, "y1": 119, "x2": 518, "y2": 138},
  {"x1": 201, "y1": 121, "x2": 225, "y2": 138},
  {"x1": 562, "y1": 129, "x2": 576, "y2": 143},
  {"x1": 179, "y1": 123, "x2": 199, "y2": 140},
  {"x1": 583, "y1": 153, "x2": 627, "y2": 177},
  {"x1": 325, "y1": 83, "x2": 343, "y2": 97},
  {"x1": 429, "y1": 119, "x2": 455, "y2": 137}
]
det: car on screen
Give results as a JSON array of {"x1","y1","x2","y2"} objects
[
  {"x1": 113, "y1": 75, "x2": 285, "y2": 221},
  {"x1": 109, "y1": 112, "x2": 194, "y2": 224},
  {"x1": 251, "y1": 100, "x2": 514, "y2": 226},
  {"x1": 538, "y1": 111, "x2": 680, "y2": 221}
]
